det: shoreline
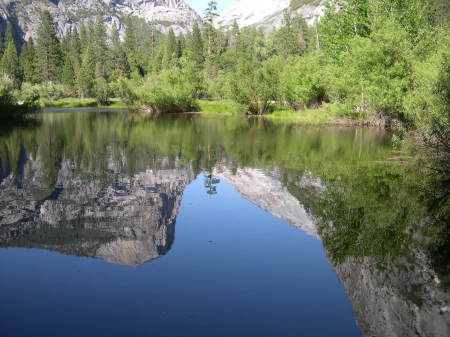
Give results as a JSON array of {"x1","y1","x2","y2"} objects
[{"x1": 38, "y1": 99, "x2": 398, "y2": 128}]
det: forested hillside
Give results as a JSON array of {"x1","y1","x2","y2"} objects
[{"x1": 0, "y1": 0, "x2": 448, "y2": 131}]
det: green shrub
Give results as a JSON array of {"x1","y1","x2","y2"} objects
[
  {"x1": 0, "y1": 74, "x2": 15, "y2": 105},
  {"x1": 0, "y1": 75, "x2": 38, "y2": 118},
  {"x1": 110, "y1": 76, "x2": 136, "y2": 105},
  {"x1": 133, "y1": 61, "x2": 201, "y2": 113},
  {"x1": 35, "y1": 82, "x2": 73, "y2": 101},
  {"x1": 281, "y1": 53, "x2": 329, "y2": 109},
  {"x1": 228, "y1": 57, "x2": 282, "y2": 115},
  {"x1": 15, "y1": 82, "x2": 41, "y2": 104},
  {"x1": 94, "y1": 77, "x2": 110, "y2": 106}
]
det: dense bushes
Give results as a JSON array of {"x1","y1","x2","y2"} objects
[
  {"x1": 0, "y1": 74, "x2": 39, "y2": 118},
  {"x1": 0, "y1": 74, "x2": 15, "y2": 108},
  {"x1": 280, "y1": 53, "x2": 329, "y2": 109},
  {"x1": 228, "y1": 58, "x2": 281, "y2": 115},
  {"x1": 131, "y1": 60, "x2": 201, "y2": 113},
  {"x1": 0, "y1": 1, "x2": 447, "y2": 122}
]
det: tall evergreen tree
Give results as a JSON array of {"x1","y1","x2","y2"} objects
[
  {"x1": 176, "y1": 35, "x2": 185, "y2": 59},
  {"x1": 20, "y1": 38, "x2": 38, "y2": 83},
  {"x1": 68, "y1": 26, "x2": 82, "y2": 73},
  {"x1": 123, "y1": 17, "x2": 140, "y2": 74},
  {"x1": 204, "y1": 1, "x2": 219, "y2": 57},
  {"x1": 93, "y1": 15, "x2": 108, "y2": 78},
  {"x1": 77, "y1": 46, "x2": 95, "y2": 97},
  {"x1": 1, "y1": 22, "x2": 15, "y2": 57},
  {"x1": 273, "y1": 10, "x2": 309, "y2": 57},
  {"x1": 164, "y1": 28, "x2": 177, "y2": 64},
  {"x1": 0, "y1": 39, "x2": 20, "y2": 84},
  {"x1": 188, "y1": 22, "x2": 204, "y2": 66},
  {"x1": 35, "y1": 10, "x2": 63, "y2": 82},
  {"x1": 61, "y1": 54, "x2": 75, "y2": 87},
  {"x1": 79, "y1": 22, "x2": 89, "y2": 52},
  {"x1": 230, "y1": 20, "x2": 242, "y2": 52},
  {"x1": 110, "y1": 22, "x2": 130, "y2": 77}
]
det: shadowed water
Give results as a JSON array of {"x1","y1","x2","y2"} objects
[{"x1": 0, "y1": 110, "x2": 448, "y2": 337}]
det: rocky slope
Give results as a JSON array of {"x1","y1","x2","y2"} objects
[
  {"x1": 215, "y1": 0, "x2": 325, "y2": 31},
  {"x1": 214, "y1": 166, "x2": 318, "y2": 236},
  {"x1": 335, "y1": 254, "x2": 450, "y2": 337},
  {"x1": 0, "y1": 0, "x2": 201, "y2": 40},
  {"x1": 0, "y1": 150, "x2": 195, "y2": 265}
]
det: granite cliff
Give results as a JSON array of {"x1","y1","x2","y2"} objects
[
  {"x1": 215, "y1": 0, "x2": 325, "y2": 31},
  {"x1": 0, "y1": 150, "x2": 195, "y2": 265},
  {"x1": 0, "y1": 0, "x2": 201, "y2": 40}
]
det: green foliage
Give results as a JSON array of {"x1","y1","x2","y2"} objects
[
  {"x1": 339, "y1": 21, "x2": 413, "y2": 119},
  {"x1": 280, "y1": 53, "x2": 329, "y2": 108},
  {"x1": 15, "y1": 82, "x2": 40, "y2": 104},
  {"x1": 33, "y1": 82, "x2": 72, "y2": 101},
  {"x1": 110, "y1": 76, "x2": 135, "y2": 105},
  {"x1": 35, "y1": 10, "x2": 63, "y2": 82},
  {"x1": 272, "y1": 10, "x2": 310, "y2": 57},
  {"x1": 228, "y1": 57, "x2": 281, "y2": 114},
  {"x1": 187, "y1": 22, "x2": 205, "y2": 66},
  {"x1": 20, "y1": 38, "x2": 38, "y2": 84},
  {"x1": 0, "y1": 40, "x2": 20, "y2": 86},
  {"x1": 0, "y1": 1, "x2": 445, "y2": 125},
  {"x1": 77, "y1": 46, "x2": 95, "y2": 98},
  {"x1": 94, "y1": 77, "x2": 110, "y2": 106},
  {"x1": 0, "y1": 74, "x2": 37, "y2": 117},
  {"x1": 61, "y1": 55, "x2": 75, "y2": 88},
  {"x1": 0, "y1": 73, "x2": 15, "y2": 105},
  {"x1": 132, "y1": 60, "x2": 200, "y2": 113},
  {"x1": 198, "y1": 99, "x2": 239, "y2": 114}
]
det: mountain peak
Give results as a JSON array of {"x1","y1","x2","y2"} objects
[
  {"x1": 0, "y1": 0, "x2": 201, "y2": 40},
  {"x1": 215, "y1": 0, "x2": 325, "y2": 31}
]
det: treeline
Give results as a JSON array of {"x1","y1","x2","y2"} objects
[{"x1": 0, "y1": 0, "x2": 448, "y2": 124}]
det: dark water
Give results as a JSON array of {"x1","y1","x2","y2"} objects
[{"x1": 0, "y1": 111, "x2": 448, "y2": 337}]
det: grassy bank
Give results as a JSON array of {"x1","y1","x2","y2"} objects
[
  {"x1": 197, "y1": 100, "x2": 364, "y2": 125},
  {"x1": 37, "y1": 98, "x2": 370, "y2": 126},
  {"x1": 40, "y1": 98, "x2": 131, "y2": 109},
  {"x1": 197, "y1": 99, "x2": 240, "y2": 114}
]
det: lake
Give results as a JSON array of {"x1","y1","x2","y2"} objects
[{"x1": 0, "y1": 110, "x2": 448, "y2": 337}]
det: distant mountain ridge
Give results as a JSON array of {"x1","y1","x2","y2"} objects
[
  {"x1": 0, "y1": 0, "x2": 327, "y2": 42},
  {"x1": 215, "y1": 0, "x2": 325, "y2": 31},
  {"x1": 0, "y1": 0, "x2": 202, "y2": 40}
]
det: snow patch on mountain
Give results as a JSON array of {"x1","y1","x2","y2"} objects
[{"x1": 215, "y1": 0, "x2": 325, "y2": 31}]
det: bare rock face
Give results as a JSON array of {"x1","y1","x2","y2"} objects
[
  {"x1": 0, "y1": 150, "x2": 195, "y2": 265},
  {"x1": 215, "y1": 0, "x2": 325, "y2": 32},
  {"x1": 214, "y1": 166, "x2": 318, "y2": 236},
  {"x1": 0, "y1": 0, "x2": 202, "y2": 40},
  {"x1": 334, "y1": 254, "x2": 450, "y2": 337}
]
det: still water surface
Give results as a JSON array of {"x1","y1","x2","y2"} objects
[{"x1": 0, "y1": 110, "x2": 448, "y2": 337}]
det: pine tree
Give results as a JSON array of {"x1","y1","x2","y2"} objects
[
  {"x1": 93, "y1": 15, "x2": 108, "y2": 78},
  {"x1": 123, "y1": 17, "x2": 140, "y2": 74},
  {"x1": 1, "y1": 22, "x2": 15, "y2": 57},
  {"x1": 176, "y1": 35, "x2": 185, "y2": 59},
  {"x1": 20, "y1": 38, "x2": 38, "y2": 83},
  {"x1": 164, "y1": 28, "x2": 177, "y2": 65},
  {"x1": 273, "y1": 11, "x2": 310, "y2": 57},
  {"x1": 77, "y1": 46, "x2": 95, "y2": 98},
  {"x1": 36, "y1": 11, "x2": 63, "y2": 82},
  {"x1": 230, "y1": 20, "x2": 242, "y2": 52},
  {"x1": 189, "y1": 22, "x2": 204, "y2": 66},
  {"x1": 0, "y1": 39, "x2": 20, "y2": 84},
  {"x1": 204, "y1": 1, "x2": 219, "y2": 57},
  {"x1": 61, "y1": 54, "x2": 75, "y2": 87},
  {"x1": 79, "y1": 22, "x2": 89, "y2": 52},
  {"x1": 69, "y1": 27, "x2": 82, "y2": 73},
  {"x1": 110, "y1": 21, "x2": 130, "y2": 77}
]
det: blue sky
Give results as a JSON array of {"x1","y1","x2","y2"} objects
[{"x1": 186, "y1": 0, "x2": 234, "y2": 14}]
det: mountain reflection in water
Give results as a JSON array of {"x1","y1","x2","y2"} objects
[{"x1": 0, "y1": 111, "x2": 448, "y2": 337}]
